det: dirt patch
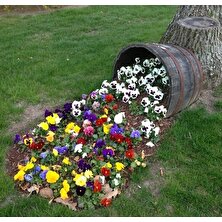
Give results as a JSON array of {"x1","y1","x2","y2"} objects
[
  {"x1": 143, "y1": 161, "x2": 165, "y2": 197},
  {"x1": 190, "y1": 89, "x2": 222, "y2": 113},
  {"x1": 0, "y1": 5, "x2": 88, "y2": 16}
]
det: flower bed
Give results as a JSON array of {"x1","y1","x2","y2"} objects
[{"x1": 13, "y1": 57, "x2": 169, "y2": 210}]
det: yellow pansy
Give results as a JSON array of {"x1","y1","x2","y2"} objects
[
  {"x1": 52, "y1": 148, "x2": 58, "y2": 157},
  {"x1": 62, "y1": 180, "x2": 70, "y2": 192},
  {"x1": 103, "y1": 123, "x2": 113, "y2": 134},
  {"x1": 100, "y1": 114, "x2": 107, "y2": 119},
  {"x1": 65, "y1": 122, "x2": 75, "y2": 134},
  {"x1": 84, "y1": 170, "x2": 93, "y2": 179},
  {"x1": 73, "y1": 173, "x2": 87, "y2": 187},
  {"x1": 23, "y1": 137, "x2": 33, "y2": 146},
  {"x1": 60, "y1": 188, "x2": 68, "y2": 200},
  {"x1": 14, "y1": 170, "x2": 25, "y2": 181},
  {"x1": 46, "y1": 113, "x2": 61, "y2": 125},
  {"x1": 71, "y1": 170, "x2": 77, "y2": 176},
  {"x1": 62, "y1": 157, "x2": 71, "y2": 165},
  {"x1": 104, "y1": 108, "x2": 109, "y2": 115},
  {"x1": 24, "y1": 162, "x2": 34, "y2": 171},
  {"x1": 115, "y1": 162, "x2": 125, "y2": 171},
  {"x1": 51, "y1": 165, "x2": 61, "y2": 171},
  {"x1": 46, "y1": 131, "x2": 55, "y2": 142},
  {"x1": 105, "y1": 162, "x2": 112, "y2": 169},
  {"x1": 38, "y1": 122, "x2": 49, "y2": 131},
  {"x1": 17, "y1": 164, "x2": 25, "y2": 171},
  {"x1": 40, "y1": 165, "x2": 49, "y2": 171},
  {"x1": 46, "y1": 170, "x2": 60, "y2": 183},
  {"x1": 73, "y1": 125, "x2": 81, "y2": 133},
  {"x1": 30, "y1": 157, "x2": 37, "y2": 163}
]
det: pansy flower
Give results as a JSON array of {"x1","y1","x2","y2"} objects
[
  {"x1": 93, "y1": 180, "x2": 102, "y2": 192},
  {"x1": 101, "y1": 167, "x2": 111, "y2": 177},
  {"x1": 110, "y1": 124, "x2": 124, "y2": 135},
  {"x1": 102, "y1": 148, "x2": 114, "y2": 158},
  {"x1": 130, "y1": 130, "x2": 141, "y2": 138},
  {"x1": 125, "y1": 149, "x2": 135, "y2": 159},
  {"x1": 76, "y1": 186, "x2": 86, "y2": 196},
  {"x1": 100, "y1": 198, "x2": 112, "y2": 207}
]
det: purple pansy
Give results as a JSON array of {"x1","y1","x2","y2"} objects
[
  {"x1": 63, "y1": 102, "x2": 72, "y2": 113},
  {"x1": 102, "y1": 149, "x2": 114, "y2": 158},
  {"x1": 40, "y1": 151, "x2": 48, "y2": 159},
  {"x1": 83, "y1": 110, "x2": 97, "y2": 122},
  {"x1": 45, "y1": 109, "x2": 52, "y2": 118},
  {"x1": 14, "y1": 134, "x2": 21, "y2": 144},
  {"x1": 78, "y1": 159, "x2": 91, "y2": 171},
  {"x1": 33, "y1": 165, "x2": 41, "y2": 174},
  {"x1": 24, "y1": 174, "x2": 33, "y2": 182},
  {"x1": 54, "y1": 146, "x2": 68, "y2": 154},
  {"x1": 86, "y1": 181, "x2": 94, "y2": 190},
  {"x1": 110, "y1": 124, "x2": 124, "y2": 135},
  {"x1": 39, "y1": 170, "x2": 48, "y2": 180},
  {"x1": 95, "y1": 139, "x2": 106, "y2": 148},
  {"x1": 130, "y1": 130, "x2": 141, "y2": 138},
  {"x1": 49, "y1": 125, "x2": 57, "y2": 132}
]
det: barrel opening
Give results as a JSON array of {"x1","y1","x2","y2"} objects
[{"x1": 114, "y1": 45, "x2": 162, "y2": 77}]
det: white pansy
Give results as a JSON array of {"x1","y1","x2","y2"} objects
[
  {"x1": 110, "y1": 80, "x2": 118, "y2": 89},
  {"x1": 153, "y1": 127, "x2": 160, "y2": 136},
  {"x1": 116, "y1": 173, "x2": 121, "y2": 179},
  {"x1": 154, "y1": 91, "x2": 164, "y2": 101},
  {"x1": 113, "y1": 178, "x2": 120, "y2": 186},
  {"x1": 162, "y1": 76, "x2": 169, "y2": 85},
  {"x1": 72, "y1": 100, "x2": 81, "y2": 110},
  {"x1": 74, "y1": 143, "x2": 83, "y2": 153},
  {"x1": 138, "y1": 76, "x2": 147, "y2": 86},
  {"x1": 101, "y1": 80, "x2": 110, "y2": 88},
  {"x1": 143, "y1": 59, "x2": 150, "y2": 67},
  {"x1": 125, "y1": 66, "x2": 133, "y2": 78},
  {"x1": 144, "y1": 107, "x2": 149, "y2": 113},
  {"x1": 128, "y1": 83, "x2": 136, "y2": 90},
  {"x1": 159, "y1": 66, "x2": 167, "y2": 77},
  {"x1": 152, "y1": 68, "x2": 160, "y2": 77},
  {"x1": 130, "y1": 89, "x2": 140, "y2": 99},
  {"x1": 122, "y1": 95, "x2": 130, "y2": 103},
  {"x1": 133, "y1": 64, "x2": 142, "y2": 75},
  {"x1": 114, "y1": 112, "x2": 125, "y2": 124},
  {"x1": 99, "y1": 88, "x2": 108, "y2": 95},
  {"x1": 145, "y1": 74, "x2": 155, "y2": 84},
  {"x1": 135, "y1": 57, "x2": 140, "y2": 64},
  {"x1": 154, "y1": 57, "x2": 161, "y2": 65},
  {"x1": 148, "y1": 86, "x2": 159, "y2": 97},
  {"x1": 141, "y1": 97, "x2": 151, "y2": 107},
  {"x1": 146, "y1": 141, "x2": 155, "y2": 148},
  {"x1": 150, "y1": 100, "x2": 159, "y2": 107},
  {"x1": 82, "y1": 152, "x2": 87, "y2": 158},
  {"x1": 144, "y1": 83, "x2": 152, "y2": 93},
  {"x1": 100, "y1": 176, "x2": 106, "y2": 185},
  {"x1": 72, "y1": 109, "x2": 81, "y2": 117}
]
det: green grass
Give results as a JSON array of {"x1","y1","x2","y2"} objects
[{"x1": 1, "y1": 5, "x2": 222, "y2": 216}]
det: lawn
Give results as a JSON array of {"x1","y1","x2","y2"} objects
[{"x1": 0, "y1": 5, "x2": 222, "y2": 216}]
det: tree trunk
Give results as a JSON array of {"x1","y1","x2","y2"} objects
[{"x1": 160, "y1": 6, "x2": 222, "y2": 88}]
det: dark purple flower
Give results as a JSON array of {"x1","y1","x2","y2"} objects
[
  {"x1": 14, "y1": 134, "x2": 21, "y2": 144},
  {"x1": 33, "y1": 165, "x2": 41, "y2": 174},
  {"x1": 83, "y1": 110, "x2": 97, "y2": 122},
  {"x1": 45, "y1": 109, "x2": 52, "y2": 118},
  {"x1": 54, "y1": 146, "x2": 68, "y2": 154},
  {"x1": 130, "y1": 130, "x2": 141, "y2": 138},
  {"x1": 95, "y1": 139, "x2": 106, "y2": 148},
  {"x1": 110, "y1": 124, "x2": 124, "y2": 135},
  {"x1": 82, "y1": 94, "x2": 88, "y2": 100},
  {"x1": 76, "y1": 186, "x2": 86, "y2": 196},
  {"x1": 49, "y1": 125, "x2": 57, "y2": 132},
  {"x1": 86, "y1": 181, "x2": 94, "y2": 190},
  {"x1": 78, "y1": 159, "x2": 91, "y2": 171},
  {"x1": 102, "y1": 149, "x2": 114, "y2": 157},
  {"x1": 24, "y1": 174, "x2": 33, "y2": 182},
  {"x1": 64, "y1": 102, "x2": 72, "y2": 113},
  {"x1": 39, "y1": 170, "x2": 48, "y2": 180}
]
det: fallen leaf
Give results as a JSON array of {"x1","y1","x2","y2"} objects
[
  {"x1": 54, "y1": 197, "x2": 77, "y2": 211},
  {"x1": 160, "y1": 168, "x2": 164, "y2": 176},
  {"x1": 104, "y1": 188, "x2": 120, "y2": 199},
  {"x1": 74, "y1": 156, "x2": 80, "y2": 162},
  {"x1": 103, "y1": 184, "x2": 112, "y2": 193},
  {"x1": 39, "y1": 187, "x2": 54, "y2": 199},
  {"x1": 27, "y1": 184, "x2": 40, "y2": 195}
]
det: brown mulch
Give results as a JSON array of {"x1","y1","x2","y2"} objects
[{"x1": 6, "y1": 99, "x2": 174, "y2": 179}]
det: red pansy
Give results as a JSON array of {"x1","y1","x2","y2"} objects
[
  {"x1": 100, "y1": 198, "x2": 112, "y2": 207},
  {"x1": 77, "y1": 137, "x2": 86, "y2": 145},
  {"x1": 101, "y1": 167, "x2": 111, "y2": 177},
  {"x1": 110, "y1": 133, "x2": 125, "y2": 143},
  {"x1": 125, "y1": 149, "x2": 135, "y2": 159},
  {"x1": 105, "y1": 94, "x2": 114, "y2": 103},
  {"x1": 112, "y1": 104, "x2": 118, "y2": 111},
  {"x1": 93, "y1": 180, "x2": 102, "y2": 192}
]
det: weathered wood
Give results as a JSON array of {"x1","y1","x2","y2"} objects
[
  {"x1": 161, "y1": 16, "x2": 222, "y2": 88},
  {"x1": 113, "y1": 43, "x2": 204, "y2": 117}
]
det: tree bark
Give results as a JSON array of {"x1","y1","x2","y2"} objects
[{"x1": 160, "y1": 6, "x2": 222, "y2": 88}]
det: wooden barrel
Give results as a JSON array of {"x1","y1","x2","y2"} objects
[{"x1": 113, "y1": 43, "x2": 204, "y2": 117}]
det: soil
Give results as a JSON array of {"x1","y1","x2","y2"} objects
[{"x1": 0, "y1": 5, "x2": 88, "y2": 16}]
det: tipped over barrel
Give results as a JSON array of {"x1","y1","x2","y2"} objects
[{"x1": 113, "y1": 43, "x2": 204, "y2": 117}]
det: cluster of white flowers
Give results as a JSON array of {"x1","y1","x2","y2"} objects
[
  {"x1": 70, "y1": 56, "x2": 169, "y2": 148},
  {"x1": 72, "y1": 99, "x2": 86, "y2": 117}
]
